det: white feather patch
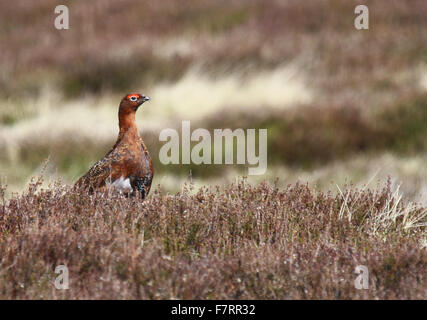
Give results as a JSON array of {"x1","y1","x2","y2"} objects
[{"x1": 107, "y1": 176, "x2": 132, "y2": 193}]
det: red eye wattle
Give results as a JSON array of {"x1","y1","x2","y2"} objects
[{"x1": 128, "y1": 94, "x2": 139, "y2": 101}]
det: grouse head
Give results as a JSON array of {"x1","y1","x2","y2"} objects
[{"x1": 119, "y1": 93, "x2": 150, "y2": 114}]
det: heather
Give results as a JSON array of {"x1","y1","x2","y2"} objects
[{"x1": 0, "y1": 178, "x2": 425, "y2": 299}]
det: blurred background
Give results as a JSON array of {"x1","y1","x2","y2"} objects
[{"x1": 0, "y1": 0, "x2": 426, "y2": 202}]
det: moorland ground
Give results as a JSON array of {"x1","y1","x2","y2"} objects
[
  {"x1": 0, "y1": 178, "x2": 425, "y2": 299},
  {"x1": 0, "y1": 0, "x2": 425, "y2": 299}
]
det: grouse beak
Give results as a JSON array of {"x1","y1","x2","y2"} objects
[{"x1": 142, "y1": 96, "x2": 150, "y2": 103}]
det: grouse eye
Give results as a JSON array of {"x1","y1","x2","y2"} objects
[{"x1": 129, "y1": 96, "x2": 138, "y2": 102}]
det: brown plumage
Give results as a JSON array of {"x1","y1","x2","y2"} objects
[{"x1": 75, "y1": 93, "x2": 153, "y2": 198}]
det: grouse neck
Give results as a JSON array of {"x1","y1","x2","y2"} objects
[{"x1": 118, "y1": 110, "x2": 140, "y2": 142}]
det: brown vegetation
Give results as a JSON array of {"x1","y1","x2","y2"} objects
[
  {"x1": 1, "y1": 0, "x2": 427, "y2": 99},
  {"x1": 0, "y1": 178, "x2": 425, "y2": 299}
]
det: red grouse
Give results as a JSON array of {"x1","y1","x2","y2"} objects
[{"x1": 75, "y1": 93, "x2": 153, "y2": 198}]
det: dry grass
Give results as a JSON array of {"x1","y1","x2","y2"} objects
[
  {"x1": 1, "y1": 90, "x2": 426, "y2": 198},
  {"x1": 1, "y1": 0, "x2": 426, "y2": 195},
  {"x1": 173, "y1": 153, "x2": 427, "y2": 205},
  {"x1": 0, "y1": 178, "x2": 425, "y2": 299}
]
